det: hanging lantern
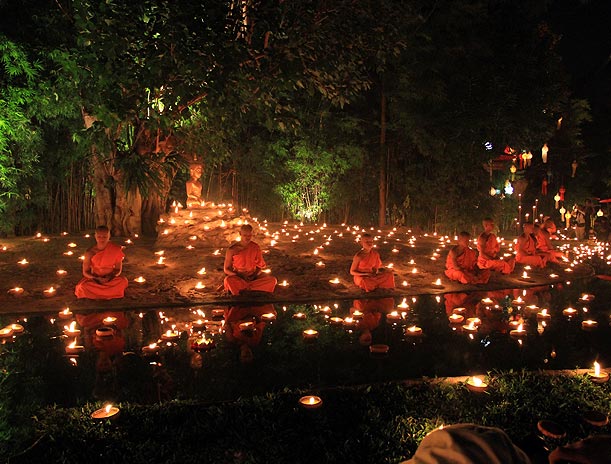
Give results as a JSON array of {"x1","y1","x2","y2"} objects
[
  {"x1": 554, "y1": 194, "x2": 561, "y2": 209},
  {"x1": 559, "y1": 206, "x2": 566, "y2": 222},
  {"x1": 518, "y1": 152, "x2": 524, "y2": 169},
  {"x1": 524, "y1": 151, "x2": 533, "y2": 167},
  {"x1": 504, "y1": 180, "x2": 513, "y2": 195},
  {"x1": 571, "y1": 160, "x2": 578, "y2": 178},
  {"x1": 510, "y1": 164, "x2": 517, "y2": 181},
  {"x1": 597, "y1": 209, "x2": 604, "y2": 217},
  {"x1": 489, "y1": 186, "x2": 497, "y2": 196},
  {"x1": 559, "y1": 186, "x2": 566, "y2": 201},
  {"x1": 541, "y1": 178, "x2": 548, "y2": 196},
  {"x1": 541, "y1": 143, "x2": 549, "y2": 163},
  {"x1": 565, "y1": 211, "x2": 571, "y2": 229}
]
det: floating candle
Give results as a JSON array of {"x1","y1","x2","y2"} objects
[
  {"x1": 141, "y1": 343, "x2": 159, "y2": 355},
  {"x1": 448, "y1": 314, "x2": 464, "y2": 324},
  {"x1": 8, "y1": 287, "x2": 24, "y2": 297},
  {"x1": 191, "y1": 319, "x2": 206, "y2": 330},
  {"x1": 56, "y1": 269, "x2": 67, "y2": 276},
  {"x1": 370, "y1": 344, "x2": 389, "y2": 354},
  {"x1": 581, "y1": 320, "x2": 598, "y2": 330},
  {"x1": 238, "y1": 321, "x2": 255, "y2": 333},
  {"x1": 536, "y1": 309, "x2": 551, "y2": 320},
  {"x1": 562, "y1": 307, "x2": 578, "y2": 317},
  {"x1": 510, "y1": 323, "x2": 527, "y2": 338},
  {"x1": 65, "y1": 338, "x2": 84, "y2": 354},
  {"x1": 43, "y1": 286, "x2": 56, "y2": 297},
  {"x1": 103, "y1": 316, "x2": 117, "y2": 326},
  {"x1": 95, "y1": 327, "x2": 114, "y2": 338},
  {"x1": 329, "y1": 317, "x2": 343, "y2": 325},
  {"x1": 261, "y1": 312, "x2": 277, "y2": 322},
  {"x1": 58, "y1": 307, "x2": 73, "y2": 319},
  {"x1": 0, "y1": 327, "x2": 14, "y2": 338},
  {"x1": 292, "y1": 312, "x2": 306, "y2": 320},
  {"x1": 9, "y1": 323, "x2": 24, "y2": 334},
  {"x1": 387, "y1": 311, "x2": 402, "y2": 322},
  {"x1": 63, "y1": 321, "x2": 81, "y2": 337}
]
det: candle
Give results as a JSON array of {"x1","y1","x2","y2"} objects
[
  {"x1": 510, "y1": 323, "x2": 527, "y2": 338},
  {"x1": 329, "y1": 317, "x2": 343, "y2": 326},
  {"x1": 56, "y1": 269, "x2": 67, "y2": 276},
  {"x1": 466, "y1": 376, "x2": 488, "y2": 393},
  {"x1": 299, "y1": 395, "x2": 322, "y2": 409},
  {"x1": 43, "y1": 286, "x2": 57, "y2": 297},
  {"x1": 562, "y1": 307, "x2": 578, "y2": 317},
  {"x1": 452, "y1": 307, "x2": 467, "y2": 315},
  {"x1": 448, "y1": 314, "x2": 464, "y2": 324},
  {"x1": 520, "y1": 271, "x2": 531, "y2": 281},
  {"x1": 91, "y1": 404, "x2": 120, "y2": 420},
  {"x1": 370, "y1": 344, "x2": 390, "y2": 354},
  {"x1": 279, "y1": 280, "x2": 289, "y2": 287},
  {"x1": 191, "y1": 336, "x2": 216, "y2": 352},
  {"x1": 587, "y1": 362, "x2": 609, "y2": 384},
  {"x1": 155, "y1": 256, "x2": 166, "y2": 268},
  {"x1": 462, "y1": 322, "x2": 478, "y2": 333},
  {"x1": 58, "y1": 307, "x2": 73, "y2": 319},
  {"x1": 581, "y1": 320, "x2": 598, "y2": 330},
  {"x1": 580, "y1": 294, "x2": 595, "y2": 302},
  {"x1": 17, "y1": 258, "x2": 28, "y2": 265},
  {"x1": 536, "y1": 309, "x2": 551, "y2": 320},
  {"x1": 8, "y1": 287, "x2": 24, "y2": 297},
  {"x1": 342, "y1": 317, "x2": 356, "y2": 328},
  {"x1": 387, "y1": 311, "x2": 402, "y2": 322},
  {"x1": 134, "y1": 276, "x2": 146, "y2": 283},
  {"x1": 292, "y1": 312, "x2": 306, "y2": 320},
  {"x1": 65, "y1": 338, "x2": 84, "y2": 354},
  {"x1": 63, "y1": 321, "x2": 81, "y2": 337},
  {"x1": 103, "y1": 316, "x2": 117, "y2": 326},
  {"x1": 328, "y1": 277, "x2": 340, "y2": 284},
  {"x1": 405, "y1": 325, "x2": 423, "y2": 336},
  {"x1": 302, "y1": 329, "x2": 319, "y2": 340},
  {"x1": 191, "y1": 319, "x2": 206, "y2": 331},
  {"x1": 0, "y1": 327, "x2": 14, "y2": 338},
  {"x1": 352, "y1": 310, "x2": 363, "y2": 319},
  {"x1": 9, "y1": 323, "x2": 24, "y2": 334},
  {"x1": 238, "y1": 322, "x2": 255, "y2": 333},
  {"x1": 261, "y1": 312, "x2": 276, "y2": 322},
  {"x1": 160, "y1": 329, "x2": 179, "y2": 341},
  {"x1": 433, "y1": 278, "x2": 443, "y2": 287},
  {"x1": 141, "y1": 343, "x2": 159, "y2": 355}
]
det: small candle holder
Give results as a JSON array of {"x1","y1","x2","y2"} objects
[
  {"x1": 562, "y1": 307, "x2": 578, "y2": 318},
  {"x1": 0, "y1": 327, "x2": 14, "y2": 338},
  {"x1": 582, "y1": 411, "x2": 608, "y2": 427},
  {"x1": 536, "y1": 309, "x2": 551, "y2": 320},
  {"x1": 329, "y1": 317, "x2": 343, "y2": 326},
  {"x1": 292, "y1": 312, "x2": 306, "y2": 320},
  {"x1": 7, "y1": 287, "x2": 24, "y2": 297},
  {"x1": 302, "y1": 329, "x2": 319, "y2": 341},
  {"x1": 103, "y1": 316, "x2": 117, "y2": 326},
  {"x1": 91, "y1": 404, "x2": 120, "y2": 420},
  {"x1": 96, "y1": 327, "x2": 115, "y2": 338},
  {"x1": 369, "y1": 344, "x2": 389, "y2": 355},
  {"x1": 448, "y1": 314, "x2": 464, "y2": 324},
  {"x1": 299, "y1": 395, "x2": 322, "y2": 410},
  {"x1": 261, "y1": 312, "x2": 276, "y2": 322},
  {"x1": 161, "y1": 330, "x2": 180, "y2": 341},
  {"x1": 581, "y1": 320, "x2": 598, "y2": 331},
  {"x1": 141, "y1": 343, "x2": 159, "y2": 355},
  {"x1": 466, "y1": 376, "x2": 488, "y2": 393},
  {"x1": 405, "y1": 325, "x2": 423, "y2": 337},
  {"x1": 58, "y1": 308, "x2": 73, "y2": 320}
]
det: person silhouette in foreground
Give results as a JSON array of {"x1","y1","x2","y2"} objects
[
  {"x1": 75, "y1": 225, "x2": 128, "y2": 299},
  {"x1": 350, "y1": 233, "x2": 395, "y2": 292}
]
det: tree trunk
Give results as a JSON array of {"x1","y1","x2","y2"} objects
[
  {"x1": 378, "y1": 89, "x2": 387, "y2": 227},
  {"x1": 91, "y1": 148, "x2": 114, "y2": 229}
]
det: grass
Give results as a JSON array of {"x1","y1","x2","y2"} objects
[{"x1": 3, "y1": 371, "x2": 610, "y2": 463}]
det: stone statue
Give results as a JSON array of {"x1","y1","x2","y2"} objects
[{"x1": 186, "y1": 162, "x2": 203, "y2": 207}]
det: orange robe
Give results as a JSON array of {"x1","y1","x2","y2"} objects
[
  {"x1": 477, "y1": 232, "x2": 514, "y2": 274},
  {"x1": 516, "y1": 234, "x2": 546, "y2": 267},
  {"x1": 445, "y1": 246, "x2": 490, "y2": 284},
  {"x1": 75, "y1": 243, "x2": 128, "y2": 299},
  {"x1": 535, "y1": 229, "x2": 563, "y2": 263},
  {"x1": 353, "y1": 250, "x2": 395, "y2": 292},
  {"x1": 224, "y1": 241, "x2": 277, "y2": 295}
]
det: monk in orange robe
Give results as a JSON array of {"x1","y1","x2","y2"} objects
[
  {"x1": 350, "y1": 233, "x2": 395, "y2": 292},
  {"x1": 75, "y1": 226, "x2": 128, "y2": 299},
  {"x1": 445, "y1": 231, "x2": 490, "y2": 284},
  {"x1": 536, "y1": 219, "x2": 564, "y2": 264},
  {"x1": 516, "y1": 222, "x2": 547, "y2": 268},
  {"x1": 224, "y1": 224, "x2": 277, "y2": 295},
  {"x1": 477, "y1": 218, "x2": 515, "y2": 274}
]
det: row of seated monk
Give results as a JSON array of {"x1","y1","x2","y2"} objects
[{"x1": 74, "y1": 218, "x2": 564, "y2": 300}]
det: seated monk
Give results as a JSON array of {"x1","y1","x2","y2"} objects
[
  {"x1": 516, "y1": 222, "x2": 547, "y2": 268},
  {"x1": 445, "y1": 231, "x2": 490, "y2": 284},
  {"x1": 477, "y1": 217, "x2": 515, "y2": 274},
  {"x1": 350, "y1": 233, "x2": 395, "y2": 292},
  {"x1": 536, "y1": 219, "x2": 564, "y2": 264},
  {"x1": 75, "y1": 226, "x2": 128, "y2": 299},
  {"x1": 224, "y1": 224, "x2": 277, "y2": 295}
]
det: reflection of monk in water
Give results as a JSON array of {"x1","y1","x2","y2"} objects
[
  {"x1": 352, "y1": 297, "x2": 394, "y2": 345},
  {"x1": 224, "y1": 304, "x2": 276, "y2": 363},
  {"x1": 185, "y1": 162, "x2": 203, "y2": 207}
]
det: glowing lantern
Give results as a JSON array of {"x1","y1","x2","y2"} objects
[
  {"x1": 510, "y1": 164, "x2": 517, "y2": 181},
  {"x1": 554, "y1": 194, "x2": 560, "y2": 209},
  {"x1": 541, "y1": 143, "x2": 548, "y2": 163}
]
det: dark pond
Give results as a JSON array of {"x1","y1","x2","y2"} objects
[{"x1": 1, "y1": 278, "x2": 610, "y2": 407}]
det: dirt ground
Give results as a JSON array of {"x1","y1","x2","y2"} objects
[{"x1": 0, "y1": 222, "x2": 593, "y2": 316}]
